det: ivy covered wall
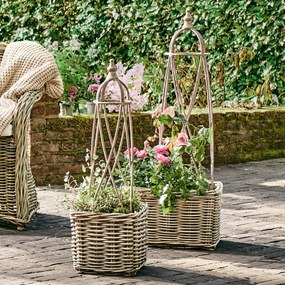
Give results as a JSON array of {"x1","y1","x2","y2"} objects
[{"x1": 1, "y1": 0, "x2": 284, "y2": 107}]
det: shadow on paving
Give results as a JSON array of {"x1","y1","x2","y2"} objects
[
  {"x1": 0, "y1": 266, "x2": 255, "y2": 285},
  {"x1": 0, "y1": 220, "x2": 284, "y2": 284},
  {"x1": 0, "y1": 213, "x2": 71, "y2": 237},
  {"x1": 214, "y1": 240, "x2": 285, "y2": 266},
  {"x1": 135, "y1": 264, "x2": 254, "y2": 285}
]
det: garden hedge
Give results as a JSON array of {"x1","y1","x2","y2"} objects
[{"x1": 0, "y1": 0, "x2": 284, "y2": 107}]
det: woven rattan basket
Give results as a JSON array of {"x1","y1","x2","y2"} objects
[
  {"x1": 139, "y1": 181, "x2": 223, "y2": 249},
  {"x1": 70, "y1": 205, "x2": 148, "y2": 276}
]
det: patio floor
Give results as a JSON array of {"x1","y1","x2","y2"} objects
[{"x1": 0, "y1": 158, "x2": 285, "y2": 285}]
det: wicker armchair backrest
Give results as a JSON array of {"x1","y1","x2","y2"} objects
[{"x1": 0, "y1": 42, "x2": 7, "y2": 64}]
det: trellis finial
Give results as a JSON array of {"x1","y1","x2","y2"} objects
[
  {"x1": 106, "y1": 59, "x2": 118, "y2": 80},
  {"x1": 182, "y1": 9, "x2": 192, "y2": 29}
]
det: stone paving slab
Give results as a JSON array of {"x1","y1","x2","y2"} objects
[{"x1": 0, "y1": 158, "x2": 285, "y2": 285}]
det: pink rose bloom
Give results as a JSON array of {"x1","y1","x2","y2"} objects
[
  {"x1": 124, "y1": 147, "x2": 139, "y2": 156},
  {"x1": 69, "y1": 86, "x2": 78, "y2": 96},
  {"x1": 156, "y1": 153, "x2": 170, "y2": 165},
  {"x1": 161, "y1": 106, "x2": 175, "y2": 118},
  {"x1": 174, "y1": 133, "x2": 189, "y2": 146},
  {"x1": 153, "y1": 145, "x2": 169, "y2": 156},
  {"x1": 136, "y1": 150, "x2": 147, "y2": 159},
  {"x1": 88, "y1": 83, "x2": 100, "y2": 93}
]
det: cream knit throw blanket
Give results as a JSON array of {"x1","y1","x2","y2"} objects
[{"x1": 0, "y1": 41, "x2": 63, "y2": 135}]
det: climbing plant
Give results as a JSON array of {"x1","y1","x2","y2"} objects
[{"x1": 0, "y1": 0, "x2": 284, "y2": 107}]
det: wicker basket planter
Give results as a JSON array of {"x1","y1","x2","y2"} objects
[
  {"x1": 70, "y1": 205, "x2": 148, "y2": 276},
  {"x1": 139, "y1": 181, "x2": 223, "y2": 249},
  {"x1": 68, "y1": 59, "x2": 148, "y2": 276}
]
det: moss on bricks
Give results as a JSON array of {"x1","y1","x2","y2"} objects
[{"x1": 32, "y1": 108, "x2": 285, "y2": 185}]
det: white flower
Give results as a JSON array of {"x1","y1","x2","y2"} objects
[{"x1": 106, "y1": 62, "x2": 147, "y2": 112}]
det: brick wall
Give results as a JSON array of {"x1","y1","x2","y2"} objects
[{"x1": 30, "y1": 98, "x2": 285, "y2": 186}]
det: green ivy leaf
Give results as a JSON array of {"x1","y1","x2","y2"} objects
[{"x1": 158, "y1": 114, "x2": 173, "y2": 124}]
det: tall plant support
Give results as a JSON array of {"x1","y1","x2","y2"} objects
[
  {"x1": 90, "y1": 59, "x2": 135, "y2": 211},
  {"x1": 161, "y1": 9, "x2": 214, "y2": 186}
]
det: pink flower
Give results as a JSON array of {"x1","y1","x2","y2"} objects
[
  {"x1": 161, "y1": 106, "x2": 175, "y2": 118},
  {"x1": 153, "y1": 145, "x2": 169, "y2": 156},
  {"x1": 90, "y1": 75, "x2": 101, "y2": 84},
  {"x1": 124, "y1": 147, "x2": 139, "y2": 156},
  {"x1": 174, "y1": 133, "x2": 189, "y2": 146},
  {"x1": 69, "y1": 94, "x2": 77, "y2": 101},
  {"x1": 136, "y1": 150, "x2": 147, "y2": 159},
  {"x1": 69, "y1": 86, "x2": 78, "y2": 96},
  {"x1": 156, "y1": 153, "x2": 170, "y2": 165},
  {"x1": 88, "y1": 83, "x2": 100, "y2": 93}
]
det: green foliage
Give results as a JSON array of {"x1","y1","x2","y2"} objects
[
  {"x1": 53, "y1": 37, "x2": 89, "y2": 109},
  {"x1": 118, "y1": 108, "x2": 211, "y2": 214},
  {"x1": 63, "y1": 164, "x2": 142, "y2": 214},
  {"x1": 65, "y1": 184, "x2": 142, "y2": 214},
  {"x1": 1, "y1": 0, "x2": 284, "y2": 107},
  {"x1": 197, "y1": 0, "x2": 285, "y2": 107}
]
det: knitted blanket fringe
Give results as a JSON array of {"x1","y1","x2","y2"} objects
[{"x1": 0, "y1": 41, "x2": 63, "y2": 135}]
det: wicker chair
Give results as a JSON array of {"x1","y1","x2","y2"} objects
[{"x1": 0, "y1": 43, "x2": 44, "y2": 230}]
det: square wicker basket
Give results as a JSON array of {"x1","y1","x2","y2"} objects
[
  {"x1": 139, "y1": 181, "x2": 223, "y2": 249},
  {"x1": 70, "y1": 205, "x2": 148, "y2": 276}
]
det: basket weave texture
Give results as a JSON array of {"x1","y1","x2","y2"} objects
[
  {"x1": 70, "y1": 205, "x2": 148, "y2": 276},
  {"x1": 0, "y1": 41, "x2": 62, "y2": 229},
  {"x1": 0, "y1": 91, "x2": 42, "y2": 229},
  {"x1": 139, "y1": 181, "x2": 223, "y2": 249}
]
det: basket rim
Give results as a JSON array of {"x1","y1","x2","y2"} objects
[
  {"x1": 137, "y1": 181, "x2": 223, "y2": 196},
  {"x1": 70, "y1": 203, "x2": 147, "y2": 217}
]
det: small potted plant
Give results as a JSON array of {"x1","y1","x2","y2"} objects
[
  {"x1": 51, "y1": 35, "x2": 89, "y2": 114},
  {"x1": 65, "y1": 59, "x2": 147, "y2": 276},
  {"x1": 58, "y1": 85, "x2": 78, "y2": 116},
  {"x1": 85, "y1": 74, "x2": 101, "y2": 113}
]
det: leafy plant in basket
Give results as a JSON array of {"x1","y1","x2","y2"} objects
[
  {"x1": 118, "y1": 106, "x2": 212, "y2": 215},
  {"x1": 63, "y1": 153, "x2": 141, "y2": 214},
  {"x1": 62, "y1": 59, "x2": 145, "y2": 214},
  {"x1": 63, "y1": 152, "x2": 147, "y2": 276}
]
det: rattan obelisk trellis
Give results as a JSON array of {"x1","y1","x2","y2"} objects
[
  {"x1": 89, "y1": 59, "x2": 135, "y2": 207},
  {"x1": 70, "y1": 59, "x2": 147, "y2": 276},
  {"x1": 160, "y1": 9, "x2": 214, "y2": 186},
  {"x1": 139, "y1": 10, "x2": 223, "y2": 249}
]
